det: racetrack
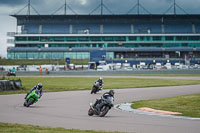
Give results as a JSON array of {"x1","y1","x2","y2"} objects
[{"x1": 0, "y1": 77, "x2": 200, "y2": 133}]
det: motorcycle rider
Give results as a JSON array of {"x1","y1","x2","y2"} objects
[
  {"x1": 93, "y1": 90, "x2": 114, "y2": 112},
  {"x1": 95, "y1": 77, "x2": 103, "y2": 90},
  {"x1": 25, "y1": 83, "x2": 43, "y2": 99}
]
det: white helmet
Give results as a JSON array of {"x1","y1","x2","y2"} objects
[
  {"x1": 37, "y1": 83, "x2": 43, "y2": 89},
  {"x1": 100, "y1": 77, "x2": 103, "y2": 80}
]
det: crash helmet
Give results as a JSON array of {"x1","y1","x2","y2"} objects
[
  {"x1": 99, "y1": 77, "x2": 103, "y2": 82},
  {"x1": 108, "y1": 90, "x2": 114, "y2": 96},
  {"x1": 37, "y1": 83, "x2": 43, "y2": 89}
]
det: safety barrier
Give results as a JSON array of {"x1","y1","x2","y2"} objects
[{"x1": 0, "y1": 80, "x2": 22, "y2": 90}]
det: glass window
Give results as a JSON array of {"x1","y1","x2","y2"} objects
[
  {"x1": 188, "y1": 43, "x2": 200, "y2": 47},
  {"x1": 108, "y1": 44, "x2": 117, "y2": 47},
  {"x1": 182, "y1": 36, "x2": 188, "y2": 41},
  {"x1": 106, "y1": 52, "x2": 114, "y2": 59},
  {"x1": 165, "y1": 36, "x2": 173, "y2": 41},
  {"x1": 90, "y1": 37, "x2": 101, "y2": 41},
  {"x1": 153, "y1": 36, "x2": 161, "y2": 41},
  {"x1": 176, "y1": 36, "x2": 188, "y2": 41},
  {"x1": 64, "y1": 52, "x2": 76, "y2": 59},
  {"x1": 27, "y1": 52, "x2": 39, "y2": 59},
  {"x1": 28, "y1": 37, "x2": 39, "y2": 41},
  {"x1": 78, "y1": 37, "x2": 89, "y2": 41},
  {"x1": 16, "y1": 37, "x2": 26, "y2": 41},
  {"x1": 182, "y1": 43, "x2": 188, "y2": 47},
  {"x1": 188, "y1": 36, "x2": 200, "y2": 41},
  {"x1": 54, "y1": 37, "x2": 64, "y2": 42},
  {"x1": 64, "y1": 52, "x2": 89, "y2": 59},
  {"x1": 39, "y1": 52, "x2": 52, "y2": 59},
  {"x1": 145, "y1": 36, "x2": 150, "y2": 41},
  {"x1": 51, "y1": 52, "x2": 64, "y2": 59},
  {"x1": 66, "y1": 37, "x2": 77, "y2": 41},
  {"x1": 104, "y1": 37, "x2": 113, "y2": 41},
  {"x1": 115, "y1": 36, "x2": 126, "y2": 41},
  {"x1": 176, "y1": 36, "x2": 183, "y2": 41},
  {"x1": 15, "y1": 52, "x2": 27, "y2": 59},
  {"x1": 7, "y1": 52, "x2": 15, "y2": 59},
  {"x1": 140, "y1": 36, "x2": 145, "y2": 41},
  {"x1": 40, "y1": 37, "x2": 49, "y2": 42},
  {"x1": 129, "y1": 36, "x2": 136, "y2": 41}
]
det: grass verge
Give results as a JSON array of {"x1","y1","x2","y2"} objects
[
  {"x1": 1, "y1": 77, "x2": 200, "y2": 95},
  {"x1": 0, "y1": 122, "x2": 120, "y2": 133},
  {"x1": 131, "y1": 93, "x2": 200, "y2": 118}
]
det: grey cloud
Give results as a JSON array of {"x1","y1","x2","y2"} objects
[
  {"x1": 0, "y1": 0, "x2": 46, "y2": 6},
  {"x1": 1, "y1": 0, "x2": 200, "y2": 15},
  {"x1": 0, "y1": 0, "x2": 26, "y2": 6}
]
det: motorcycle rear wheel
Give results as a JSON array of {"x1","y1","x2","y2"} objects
[{"x1": 99, "y1": 106, "x2": 110, "y2": 117}]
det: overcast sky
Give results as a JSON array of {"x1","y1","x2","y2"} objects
[{"x1": 0, "y1": 0, "x2": 200, "y2": 58}]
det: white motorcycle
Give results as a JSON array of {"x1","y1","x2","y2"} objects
[{"x1": 88, "y1": 96, "x2": 114, "y2": 117}]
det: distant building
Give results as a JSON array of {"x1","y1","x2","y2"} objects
[{"x1": 7, "y1": 14, "x2": 200, "y2": 65}]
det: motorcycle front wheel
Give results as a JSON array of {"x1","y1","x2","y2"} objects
[
  {"x1": 91, "y1": 87, "x2": 96, "y2": 94},
  {"x1": 26, "y1": 98, "x2": 34, "y2": 107},
  {"x1": 88, "y1": 108, "x2": 94, "y2": 116}
]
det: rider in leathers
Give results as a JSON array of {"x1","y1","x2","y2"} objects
[
  {"x1": 25, "y1": 83, "x2": 43, "y2": 99},
  {"x1": 95, "y1": 77, "x2": 103, "y2": 90},
  {"x1": 93, "y1": 90, "x2": 114, "y2": 112}
]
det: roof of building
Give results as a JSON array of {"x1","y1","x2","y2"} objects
[
  {"x1": 11, "y1": 14, "x2": 200, "y2": 19},
  {"x1": 11, "y1": 14, "x2": 200, "y2": 24}
]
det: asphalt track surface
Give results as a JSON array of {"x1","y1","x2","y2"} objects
[{"x1": 0, "y1": 76, "x2": 200, "y2": 133}]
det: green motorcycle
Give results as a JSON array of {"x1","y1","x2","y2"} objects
[{"x1": 24, "y1": 90, "x2": 40, "y2": 107}]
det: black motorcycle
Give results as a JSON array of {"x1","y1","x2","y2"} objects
[
  {"x1": 7, "y1": 71, "x2": 16, "y2": 76},
  {"x1": 88, "y1": 97, "x2": 114, "y2": 117}
]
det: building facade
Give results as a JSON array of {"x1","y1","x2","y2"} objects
[{"x1": 8, "y1": 14, "x2": 200, "y2": 64}]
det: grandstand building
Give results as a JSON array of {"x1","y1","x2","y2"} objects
[{"x1": 7, "y1": 14, "x2": 200, "y2": 65}]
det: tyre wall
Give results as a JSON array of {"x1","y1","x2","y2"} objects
[{"x1": 0, "y1": 80, "x2": 22, "y2": 90}]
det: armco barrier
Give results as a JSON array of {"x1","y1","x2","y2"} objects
[{"x1": 0, "y1": 80, "x2": 22, "y2": 90}]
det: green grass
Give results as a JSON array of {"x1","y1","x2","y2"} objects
[
  {"x1": 131, "y1": 94, "x2": 200, "y2": 118},
  {"x1": 116, "y1": 74, "x2": 200, "y2": 77},
  {"x1": 0, "y1": 59, "x2": 89, "y2": 65},
  {"x1": 1, "y1": 77, "x2": 200, "y2": 95},
  {"x1": 0, "y1": 122, "x2": 120, "y2": 133}
]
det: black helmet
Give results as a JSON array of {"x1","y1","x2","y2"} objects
[
  {"x1": 108, "y1": 90, "x2": 114, "y2": 96},
  {"x1": 37, "y1": 83, "x2": 42, "y2": 89}
]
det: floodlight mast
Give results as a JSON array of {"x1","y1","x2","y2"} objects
[
  {"x1": 51, "y1": 0, "x2": 77, "y2": 15},
  {"x1": 127, "y1": 0, "x2": 150, "y2": 15},
  {"x1": 89, "y1": 0, "x2": 113, "y2": 15},
  {"x1": 137, "y1": 0, "x2": 139, "y2": 15},
  {"x1": 174, "y1": 0, "x2": 176, "y2": 15},
  {"x1": 28, "y1": 0, "x2": 30, "y2": 15},
  {"x1": 64, "y1": 0, "x2": 67, "y2": 15},
  {"x1": 164, "y1": 0, "x2": 188, "y2": 15},
  {"x1": 101, "y1": 0, "x2": 103, "y2": 15},
  {"x1": 14, "y1": 0, "x2": 40, "y2": 15}
]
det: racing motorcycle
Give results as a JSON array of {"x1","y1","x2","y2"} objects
[
  {"x1": 88, "y1": 96, "x2": 114, "y2": 117},
  {"x1": 24, "y1": 90, "x2": 40, "y2": 107},
  {"x1": 91, "y1": 81, "x2": 102, "y2": 94},
  {"x1": 7, "y1": 71, "x2": 16, "y2": 76}
]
